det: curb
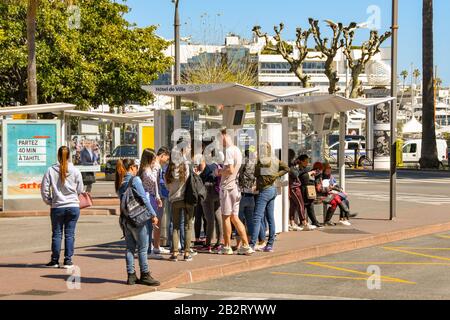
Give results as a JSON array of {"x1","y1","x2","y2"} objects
[{"x1": 104, "y1": 221, "x2": 450, "y2": 300}]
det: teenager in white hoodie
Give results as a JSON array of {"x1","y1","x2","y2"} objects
[{"x1": 41, "y1": 146, "x2": 84, "y2": 269}]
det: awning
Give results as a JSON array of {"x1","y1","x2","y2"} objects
[
  {"x1": 0, "y1": 103, "x2": 76, "y2": 116},
  {"x1": 142, "y1": 83, "x2": 317, "y2": 106},
  {"x1": 65, "y1": 110, "x2": 145, "y2": 123},
  {"x1": 271, "y1": 95, "x2": 395, "y2": 114},
  {"x1": 403, "y1": 116, "x2": 422, "y2": 134}
]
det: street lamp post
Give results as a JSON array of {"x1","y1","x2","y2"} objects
[
  {"x1": 390, "y1": 0, "x2": 399, "y2": 220},
  {"x1": 173, "y1": 0, "x2": 181, "y2": 131}
]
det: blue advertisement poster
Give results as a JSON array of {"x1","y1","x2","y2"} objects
[{"x1": 2, "y1": 121, "x2": 60, "y2": 199}]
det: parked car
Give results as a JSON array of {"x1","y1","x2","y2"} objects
[
  {"x1": 104, "y1": 145, "x2": 139, "y2": 181},
  {"x1": 402, "y1": 139, "x2": 448, "y2": 168},
  {"x1": 328, "y1": 140, "x2": 367, "y2": 166}
]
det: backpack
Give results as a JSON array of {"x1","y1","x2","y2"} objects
[
  {"x1": 120, "y1": 177, "x2": 152, "y2": 228},
  {"x1": 184, "y1": 166, "x2": 207, "y2": 206}
]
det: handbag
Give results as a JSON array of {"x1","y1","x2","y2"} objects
[
  {"x1": 79, "y1": 192, "x2": 93, "y2": 209},
  {"x1": 306, "y1": 185, "x2": 317, "y2": 200}
]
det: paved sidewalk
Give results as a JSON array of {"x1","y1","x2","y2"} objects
[{"x1": 1, "y1": 205, "x2": 450, "y2": 300}]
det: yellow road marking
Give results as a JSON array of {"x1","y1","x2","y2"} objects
[
  {"x1": 307, "y1": 261, "x2": 450, "y2": 266},
  {"x1": 382, "y1": 247, "x2": 450, "y2": 262},
  {"x1": 271, "y1": 272, "x2": 404, "y2": 283},
  {"x1": 307, "y1": 262, "x2": 416, "y2": 284},
  {"x1": 436, "y1": 234, "x2": 450, "y2": 239},
  {"x1": 387, "y1": 246, "x2": 450, "y2": 251}
]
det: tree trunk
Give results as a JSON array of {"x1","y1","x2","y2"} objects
[
  {"x1": 324, "y1": 59, "x2": 339, "y2": 94},
  {"x1": 349, "y1": 68, "x2": 362, "y2": 98},
  {"x1": 27, "y1": 0, "x2": 38, "y2": 118},
  {"x1": 419, "y1": 0, "x2": 439, "y2": 169}
]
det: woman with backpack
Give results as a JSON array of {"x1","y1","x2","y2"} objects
[
  {"x1": 41, "y1": 146, "x2": 84, "y2": 269},
  {"x1": 164, "y1": 143, "x2": 196, "y2": 262},
  {"x1": 116, "y1": 159, "x2": 160, "y2": 286}
]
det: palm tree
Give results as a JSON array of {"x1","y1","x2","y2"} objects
[
  {"x1": 399, "y1": 70, "x2": 408, "y2": 106},
  {"x1": 413, "y1": 68, "x2": 421, "y2": 87},
  {"x1": 27, "y1": 0, "x2": 38, "y2": 106},
  {"x1": 419, "y1": 0, "x2": 439, "y2": 168}
]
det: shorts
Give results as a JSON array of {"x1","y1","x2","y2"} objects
[{"x1": 220, "y1": 187, "x2": 241, "y2": 216}]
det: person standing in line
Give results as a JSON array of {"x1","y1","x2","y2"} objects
[
  {"x1": 288, "y1": 152, "x2": 315, "y2": 232},
  {"x1": 236, "y1": 149, "x2": 267, "y2": 251},
  {"x1": 216, "y1": 128, "x2": 253, "y2": 256},
  {"x1": 116, "y1": 159, "x2": 160, "y2": 286},
  {"x1": 138, "y1": 148, "x2": 169, "y2": 258},
  {"x1": 197, "y1": 142, "x2": 223, "y2": 253},
  {"x1": 41, "y1": 146, "x2": 84, "y2": 269},
  {"x1": 297, "y1": 155, "x2": 323, "y2": 228},
  {"x1": 250, "y1": 143, "x2": 290, "y2": 252},
  {"x1": 164, "y1": 142, "x2": 196, "y2": 262}
]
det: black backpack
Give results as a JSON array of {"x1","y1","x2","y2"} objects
[
  {"x1": 184, "y1": 166, "x2": 207, "y2": 206},
  {"x1": 120, "y1": 177, "x2": 152, "y2": 228}
]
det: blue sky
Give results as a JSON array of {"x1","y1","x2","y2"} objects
[{"x1": 124, "y1": 0, "x2": 449, "y2": 86}]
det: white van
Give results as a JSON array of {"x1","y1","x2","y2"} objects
[{"x1": 402, "y1": 139, "x2": 448, "y2": 168}]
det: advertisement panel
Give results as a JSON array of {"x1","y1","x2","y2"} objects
[
  {"x1": 2, "y1": 120, "x2": 60, "y2": 200},
  {"x1": 138, "y1": 124, "x2": 154, "y2": 156}
]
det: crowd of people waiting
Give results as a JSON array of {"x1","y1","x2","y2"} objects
[{"x1": 40, "y1": 129, "x2": 356, "y2": 287}]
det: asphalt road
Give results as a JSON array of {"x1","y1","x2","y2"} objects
[{"x1": 126, "y1": 232, "x2": 450, "y2": 300}]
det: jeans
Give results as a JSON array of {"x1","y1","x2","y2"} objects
[
  {"x1": 124, "y1": 223, "x2": 150, "y2": 274},
  {"x1": 201, "y1": 184, "x2": 223, "y2": 246},
  {"x1": 168, "y1": 204, "x2": 185, "y2": 251},
  {"x1": 171, "y1": 201, "x2": 195, "y2": 254},
  {"x1": 250, "y1": 186, "x2": 277, "y2": 247},
  {"x1": 146, "y1": 193, "x2": 159, "y2": 253},
  {"x1": 50, "y1": 207, "x2": 80, "y2": 263},
  {"x1": 238, "y1": 194, "x2": 265, "y2": 242},
  {"x1": 194, "y1": 204, "x2": 207, "y2": 239}
]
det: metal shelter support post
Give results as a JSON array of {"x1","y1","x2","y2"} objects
[
  {"x1": 173, "y1": 0, "x2": 182, "y2": 132},
  {"x1": 281, "y1": 106, "x2": 289, "y2": 232},
  {"x1": 338, "y1": 112, "x2": 346, "y2": 190},
  {"x1": 59, "y1": 111, "x2": 66, "y2": 146},
  {"x1": 255, "y1": 103, "x2": 262, "y2": 150},
  {"x1": 390, "y1": 0, "x2": 399, "y2": 220}
]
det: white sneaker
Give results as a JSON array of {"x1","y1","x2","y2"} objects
[
  {"x1": 303, "y1": 224, "x2": 314, "y2": 231},
  {"x1": 290, "y1": 225, "x2": 304, "y2": 231},
  {"x1": 237, "y1": 245, "x2": 254, "y2": 255},
  {"x1": 308, "y1": 224, "x2": 317, "y2": 230},
  {"x1": 149, "y1": 252, "x2": 164, "y2": 260},
  {"x1": 342, "y1": 220, "x2": 352, "y2": 226},
  {"x1": 153, "y1": 247, "x2": 171, "y2": 255},
  {"x1": 218, "y1": 246, "x2": 234, "y2": 255}
]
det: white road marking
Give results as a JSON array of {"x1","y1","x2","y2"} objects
[
  {"x1": 120, "y1": 291, "x2": 192, "y2": 300},
  {"x1": 348, "y1": 191, "x2": 450, "y2": 206},
  {"x1": 348, "y1": 178, "x2": 450, "y2": 185}
]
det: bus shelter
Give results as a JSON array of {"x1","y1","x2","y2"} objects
[{"x1": 145, "y1": 83, "x2": 395, "y2": 232}]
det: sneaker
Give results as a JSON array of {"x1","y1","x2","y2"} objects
[
  {"x1": 218, "y1": 246, "x2": 234, "y2": 255},
  {"x1": 137, "y1": 272, "x2": 160, "y2": 286},
  {"x1": 213, "y1": 244, "x2": 223, "y2": 252},
  {"x1": 342, "y1": 220, "x2": 352, "y2": 226},
  {"x1": 324, "y1": 221, "x2": 336, "y2": 226},
  {"x1": 338, "y1": 220, "x2": 347, "y2": 225},
  {"x1": 189, "y1": 249, "x2": 198, "y2": 256},
  {"x1": 263, "y1": 245, "x2": 274, "y2": 253},
  {"x1": 314, "y1": 223, "x2": 324, "y2": 229},
  {"x1": 153, "y1": 247, "x2": 170, "y2": 255},
  {"x1": 169, "y1": 254, "x2": 178, "y2": 262},
  {"x1": 183, "y1": 255, "x2": 193, "y2": 262},
  {"x1": 127, "y1": 272, "x2": 138, "y2": 285},
  {"x1": 289, "y1": 225, "x2": 303, "y2": 231},
  {"x1": 302, "y1": 224, "x2": 315, "y2": 231},
  {"x1": 237, "y1": 245, "x2": 254, "y2": 256},
  {"x1": 197, "y1": 245, "x2": 213, "y2": 253},
  {"x1": 62, "y1": 260, "x2": 74, "y2": 269},
  {"x1": 149, "y1": 252, "x2": 164, "y2": 260},
  {"x1": 45, "y1": 261, "x2": 59, "y2": 268}
]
